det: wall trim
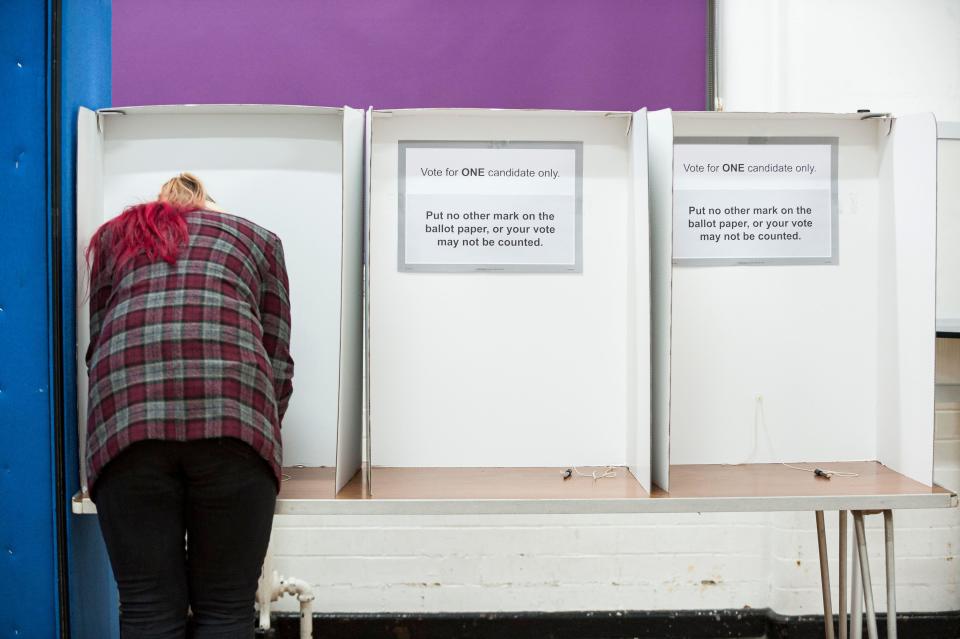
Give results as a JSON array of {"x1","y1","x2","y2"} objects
[{"x1": 267, "y1": 609, "x2": 960, "y2": 639}]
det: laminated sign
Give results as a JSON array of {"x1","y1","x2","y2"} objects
[
  {"x1": 398, "y1": 141, "x2": 583, "y2": 272},
  {"x1": 673, "y1": 137, "x2": 838, "y2": 265}
]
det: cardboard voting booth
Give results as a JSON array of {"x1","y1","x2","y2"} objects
[
  {"x1": 72, "y1": 105, "x2": 942, "y2": 505},
  {"x1": 648, "y1": 111, "x2": 938, "y2": 490},
  {"x1": 366, "y1": 108, "x2": 653, "y2": 495},
  {"x1": 75, "y1": 105, "x2": 364, "y2": 495},
  {"x1": 936, "y1": 122, "x2": 960, "y2": 334}
]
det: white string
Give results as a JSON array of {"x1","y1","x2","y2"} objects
[
  {"x1": 724, "y1": 395, "x2": 775, "y2": 466},
  {"x1": 781, "y1": 463, "x2": 859, "y2": 478},
  {"x1": 281, "y1": 464, "x2": 307, "y2": 482},
  {"x1": 752, "y1": 394, "x2": 778, "y2": 464},
  {"x1": 725, "y1": 395, "x2": 859, "y2": 478},
  {"x1": 572, "y1": 466, "x2": 618, "y2": 480}
]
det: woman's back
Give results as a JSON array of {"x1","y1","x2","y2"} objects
[
  {"x1": 86, "y1": 174, "x2": 291, "y2": 638},
  {"x1": 86, "y1": 208, "x2": 293, "y2": 490}
]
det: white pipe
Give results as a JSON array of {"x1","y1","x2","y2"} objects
[
  {"x1": 256, "y1": 542, "x2": 275, "y2": 631},
  {"x1": 298, "y1": 596, "x2": 314, "y2": 639},
  {"x1": 275, "y1": 575, "x2": 314, "y2": 600},
  {"x1": 274, "y1": 576, "x2": 315, "y2": 639},
  {"x1": 256, "y1": 539, "x2": 315, "y2": 639},
  {"x1": 257, "y1": 568, "x2": 314, "y2": 639}
]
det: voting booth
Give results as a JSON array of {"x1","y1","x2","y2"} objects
[
  {"x1": 647, "y1": 110, "x2": 938, "y2": 490},
  {"x1": 936, "y1": 122, "x2": 960, "y2": 334},
  {"x1": 71, "y1": 106, "x2": 943, "y2": 505},
  {"x1": 75, "y1": 105, "x2": 365, "y2": 495},
  {"x1": 366, "y1": 108, "x2": 653, "y2": 497}
]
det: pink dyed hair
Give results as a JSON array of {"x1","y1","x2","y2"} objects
[{"x1": 85, "y1": 200, "x2": 191, "y2": 276}]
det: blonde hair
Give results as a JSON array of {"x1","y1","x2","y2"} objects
[{"x1": 158, "y1": 172, "x2": 213, "y2": 209}]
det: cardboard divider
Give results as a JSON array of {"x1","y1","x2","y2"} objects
[
  {"x1": 367, "y1": 109, "x2": 653, "y2": 496},
  {"x1": 647, "y1": 111, "x2": 938, "y2": 487},
  {"x1": 334, "y1": 107, "x2": 366, "y2": 493},
  {"x1": 647, "y1": 108, "x2": 674, "y2": 491},
  {"x1": 625, "y1": 110, "x2": 652, "y2": 489},
  {"x1": 73, "y1": 105, "x2": 941, "y2": 504},
  {"x1": 936, "y1": 127, "x2": 960, "y2": 331},
  {"x1": 75, "y1": 107, "x2": 104, "y2": 490},
  {"x1": 75, "y1": 105, "x2": 364, "y2": 496},
  {"x1": 876, "y1": 113, "x2": 937, "y2": 484}
]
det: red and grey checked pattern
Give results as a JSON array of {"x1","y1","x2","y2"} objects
[{"x1": 85, "y1": 209, "x2": 293, "y2": 491}]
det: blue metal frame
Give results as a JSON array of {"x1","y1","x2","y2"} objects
[
  {"x1": 0, "y1": 2, "x2": 59, "y2": 635},
  {"x1": 58, "y1": 1, "x2": 115, "y2": 637},
  {"x1": 0, "y1": 1, "x2": 112, "y2": 637}
]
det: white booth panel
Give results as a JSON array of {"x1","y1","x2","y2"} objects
[
  {"x1": 647, "y1": 108, "x2": 674, "y2": 491},
  {"x1": 78, "y1": 106, "x2": 353, "y2": 484},
  {"x1": 650, "y1": 112, "x2": 937, "y2": 487},
  {"x1": 667, "y1": 116, "x2": 879, "y2": 463},
  {"x1": 369, "y1": 110, "x2": 643, "y2": 469},
  {"x1": 876, "y1": 113, "x2": 937, "y2": 485},
  {"x1": 625, "y1": 110, "x2": 652, "y2": 492},
  {"x1": 936, "y1": 128, "x2": 960, "y2": 329},
  {"x1": 76, "y1": 108, "x2": 104, "y2": 490},
  {"x1": 334, "y1": 107, "x2": 365, "y2": 492}
]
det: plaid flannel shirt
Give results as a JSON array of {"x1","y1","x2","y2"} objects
[{"x1": 85, "y1": 209, "x2": 293, "y2": 490}]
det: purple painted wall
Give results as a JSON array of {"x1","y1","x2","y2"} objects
[{"x1": 112, "y1": 0, "x2": 705, "y2": 111}]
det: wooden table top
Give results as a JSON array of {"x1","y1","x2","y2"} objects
[{"x1": 75, "y1": 461, "x2": 956, "y2": 515}]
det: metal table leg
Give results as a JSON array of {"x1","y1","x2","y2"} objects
[
  {"x1": 884, "y1": 510, "x2": 897, "y2": 639},
  {"x1": 839, "y1": 510, "x2": 847, "y2": 639},
  {"x1": 851, "y1": 530, "x2": 862, "y2": 639},
  {"x1": 816, "y1": 511, "x2": 836, "y2": 639},
  {"x1": 853, "y1": 511, "x2": 879, "y2": 639}
]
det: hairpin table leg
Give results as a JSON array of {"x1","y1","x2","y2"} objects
[
  {"x1": 839, "y1": 510, "x2": 847, "y2": 639},
  {"x1": 884, "y1": 510, "x2": 897, "y2": 639},
  {"x1": 853, "y1": 511, "x2": 879, "y2": 639},
  {"x1": 850, "y1": 529, "x2": 862, "y2": 639},
  {"x1": 816, "y1": 510, "x2": 836, "y2": 639}
]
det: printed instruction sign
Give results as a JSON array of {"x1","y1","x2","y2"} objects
[
  {"x1": 399, "y1": 141, "x2": 582, "y2": 272},
  {"x1": 673, "y1": 137, "x2": 838, "y2": 265}
]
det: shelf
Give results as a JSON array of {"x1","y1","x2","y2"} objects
[
  {"x1": 936, "y1": 319, "x2": 960, "y2": 338},
  {"x1": 72, "y1": 461, "x2": 957, "y2": 516}
]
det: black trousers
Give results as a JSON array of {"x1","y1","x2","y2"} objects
[{"x1": 93, "y1": 439, "x2": 278, "y2": 639}]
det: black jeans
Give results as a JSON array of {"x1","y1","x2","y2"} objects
[{"x1": 93, "y1": 439, "x2": 278, "y2": 639}]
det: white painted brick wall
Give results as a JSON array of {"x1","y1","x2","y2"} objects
[
  {"x1": 268, "y1": 505, "x2": 957, "y2": 615},
  {"x1": 269, "y1": 513, "x2": 774, "y2": 613},
  {"x1": 267, "y1": 0, "x2": 960, "y2": 616}
]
